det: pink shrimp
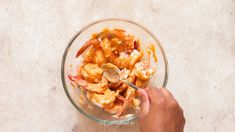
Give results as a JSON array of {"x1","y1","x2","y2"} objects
[{"x1": 68, "y1": 75, "x2": 108, "y2": 93}]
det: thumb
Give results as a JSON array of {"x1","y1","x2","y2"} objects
[{"x1": 137, "y1": 89, "x2": 150, "y2": 118}]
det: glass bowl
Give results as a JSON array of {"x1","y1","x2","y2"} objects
[{"x1": 61, "y1": 18, "x2": 168, "y2": 125}]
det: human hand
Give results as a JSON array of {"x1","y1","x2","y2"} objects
[{"x1": 138, "y1": 87, "x2": 185, "y2": 132}]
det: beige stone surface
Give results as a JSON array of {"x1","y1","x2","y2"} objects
[{"x1": 0, "y1": 0, "x2": 235, "y2": 131}]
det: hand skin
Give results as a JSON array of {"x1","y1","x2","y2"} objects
[{"x1": 138, "y1": 87, "x2": 185, "y2": 132}]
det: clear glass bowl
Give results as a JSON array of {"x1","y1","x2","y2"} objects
[{"x1": 61, "y1": 18, "x2": 168, "y2": 125}]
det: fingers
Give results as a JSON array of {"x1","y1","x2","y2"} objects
[
  {"x1": 145, "y1": 87, "x2": 177, "y2": 106},
  {"x1": 145, "y1": 87, "x2": 165, "y2": 105},
  {"x1": 137, "y1": 89, "x2": 150, "y2": 118},
  {"x1": 145, "y1": 87, "x2": 160, "y2": 101}
]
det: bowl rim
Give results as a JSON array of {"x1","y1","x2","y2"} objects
[{"x1": 61, "y1": 18, "x2": 169, "y2": 125}]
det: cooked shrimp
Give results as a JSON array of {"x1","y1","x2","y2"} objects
[
  {"x1": 134, "y1": 61, "x2": 155, "y2": 80},
  {"x1": 80, "y1": 63, "x2": 103, "y2": 83},
  {"x1": 76, "y1": 38, "x2": 99, "y2": 58},
  {"x1": 71, "y1": 76, "x2": 108, "y2": 93},
  {"x1": 115, "y1": 35, "x2": 134, "y2": 53},
  {"x1": 110, "y1": 49, "x2": 143, "y2": 69},
  {"x1": 88, "y1": 88, "x2": 116, "y2": 108},
  {"x1": 100, "y1": 38, "x2": 112, "y2": 58},
  {"x1": 83, "y1": 46, "x2": 96, "y2": 63},
  {"x1": 117, "y1": 87, "x2": 135, "y2": 116},
  {"x1": 114, "y1": 52, "x2": 131, "y2": 69},
  {"x1": 129, "y1": 49, "x2": 144, "y2": 69},
  {"x1": 104, "y1": 92, "x2": 127, "y2": 115},
  {"x1": 94, "y1": 49, "x2": 107, "y2": 66},
  {"x1": 83, "y1": 63, "x2": 103, "y2": 77}
]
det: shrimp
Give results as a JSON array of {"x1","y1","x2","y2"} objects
[
  {"x1": 113, "y1": 52, "x2": 131, "y2": 69},
  {"x1": 83, "y1": 46, "x2": 96, "y2": 63},
  {"x1": 84, "y1": 47, "x2": 107, "y2": 66},
  {"x1": 97, "y1": 29, "x2": 135, "y2": 54},
  {"x1": 69, "y1": 75, "x2": 108, "y2": 93},
  {"x1": 83, "y1": 63, "x2": 103, "y2": 77},
  {"x1": 134, "y1": 61, "x2": 155, "y2": 80},
  {"x1": 115, "y1": 35, "x2": 134, "y2": 53},
  {"x1": 100, "y1": 38, "x2": 112, "y2": 58},
  {"x1": 116, "y1": 87, "x2": 136, "y2": 116},
  {"x1": 109, "y1": 49, "x2": 143, "y2": 69},
  {"x1": 88, "y1": 88, "x2": 116, "y2": 108},
  {"x1": 79, "y1": 63, "x2": 103, "y2": 83},
  {"x1": 76, "y1": 38, "x2": 99, "y2": 58},
  {"x1": 129, "y1": 49, "x2": 144, "y2": 69},
  {"x1": 93, "y1": 49, "x2": 107, "y2": 66},
  {"x1": 104, "y1": 92, "x2": 127, "y2": 115}
]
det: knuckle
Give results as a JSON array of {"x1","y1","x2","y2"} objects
[
  {"x1": 156, "y1": 97, "x2": 166, "y2": 105},
  {"x1": 168, "y1": 100, "x2": 178, "y2": 108},
  {"x1": 146, "y1": 88, "x2": 159, "y2": 98}
]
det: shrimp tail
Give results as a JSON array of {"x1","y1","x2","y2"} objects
[{"x1": 76, "y1": 38, "x2": 99, "y2": 58}]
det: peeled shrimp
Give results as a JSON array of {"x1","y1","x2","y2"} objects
[
  {"x1": 116, "y1": 87, "x2": 136, "y2": 116},
  {"x1": 88, "y1": 88, "x2": 116, "y2": 108},
  {"x1": 129, "y1": 49, "x2": 144, "y2": 69},
  {"x1": 115, "y1": 35, "x2": 134, "y2": 53},
  {"x1": 134, "y1": 61, "x2": 155, "y2": 80},
  {"x1": 70, "y1": 76, "x2": 108, "y2": 93},
  {"x1": 79, "y1": 63, "x2": 103, "y2": 83},
  {"x1": 100, "y1": 38, "x2": 112, "y2": 58},
  {"x1": 109, "y1": 50, "x2": 143, "y2": 69},
  {"x1": 84, "y1": 47, "x2": 106, "y2": 66}
]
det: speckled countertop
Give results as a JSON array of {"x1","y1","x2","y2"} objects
[{"x1": 0, "y1": 0, "x2": 235, "y2": 132}]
